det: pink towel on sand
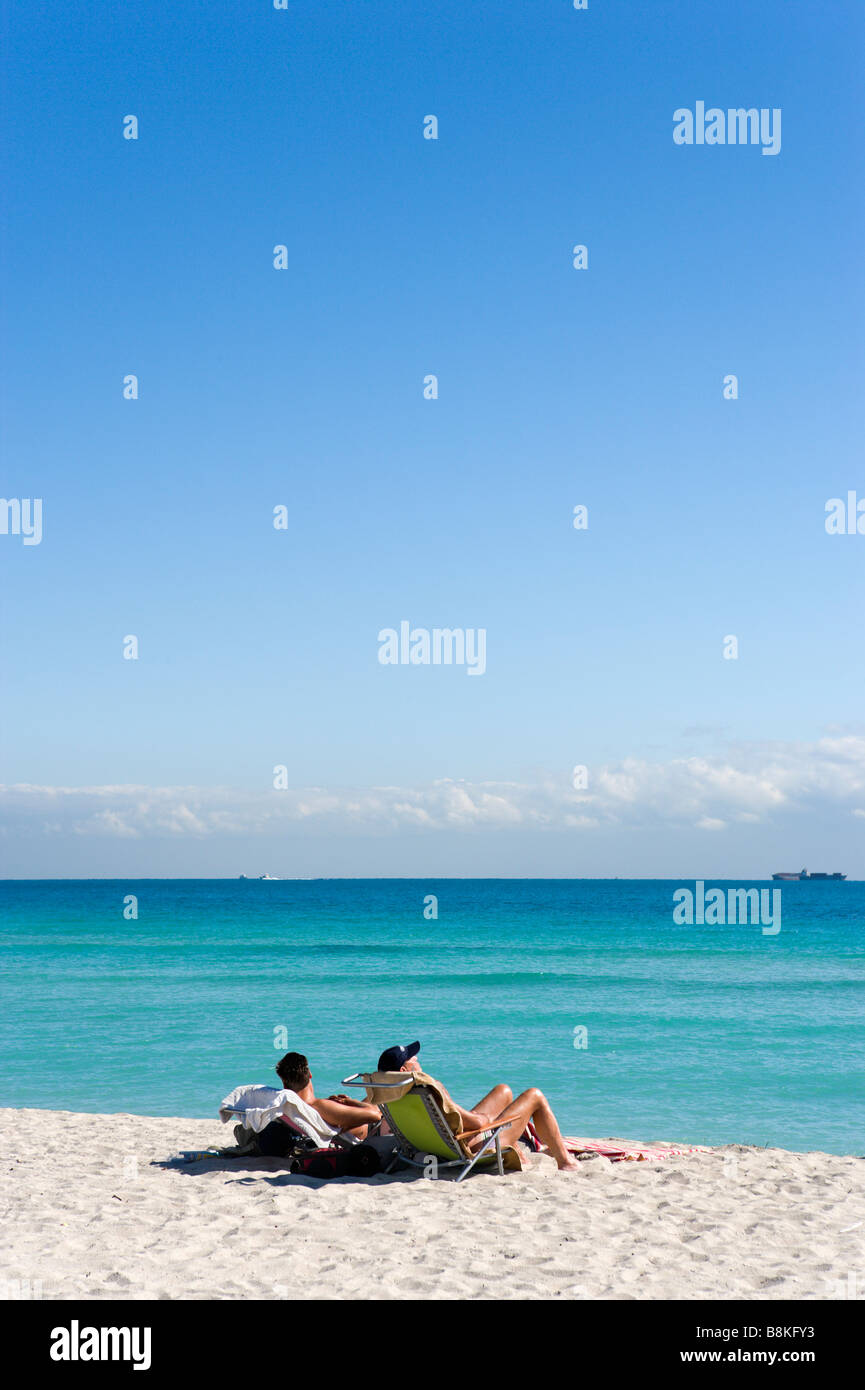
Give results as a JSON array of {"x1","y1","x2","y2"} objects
[{"x1": 564, "y1": 1136, "x2": 709, "y2": 1162}]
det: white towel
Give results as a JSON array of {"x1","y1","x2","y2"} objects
[{"x1": 218, "y1": 1083, "x2": 337, "y2": 1146}]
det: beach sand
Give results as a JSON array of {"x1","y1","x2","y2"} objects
[{"x1": 1, "y1": 1108, "x2": 862, "y2": 1301}]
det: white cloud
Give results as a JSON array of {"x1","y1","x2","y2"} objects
[{"x1": 3, "y1": 736, "x2": 865, "y2": 839}]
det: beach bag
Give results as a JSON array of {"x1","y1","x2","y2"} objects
[
  {"x1": 292, "y1": 1143, "x2": 382, "y2": 1179},
  {"x1": 258, "y1": 1119, "x2": 318, "y2": 1159},
  {"x1": 358, "y1": 1133, "x2": 399, "y2": 1171}
]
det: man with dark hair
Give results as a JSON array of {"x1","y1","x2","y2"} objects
[
  {"x1": 274, "y1": 1051, "x2": 311, "y2": 1093},
  {"x1": 377, "y1": 1041, "x2": 578, "y2": 1171},
  {"x1": 275, "y1": 1052, "x2": 380, "y2": 1141}
]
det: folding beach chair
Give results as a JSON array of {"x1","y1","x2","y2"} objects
[
  {"x1": 217, "y1": 1084, "x2": 360, "y2": 1152},
  {"x1": 340, "y1": 1070, "x2": 521, "y2": 1181}
]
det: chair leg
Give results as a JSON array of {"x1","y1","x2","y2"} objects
[{"x1": 456, "y1": 1132, "x2": 499, "y2": 1183}]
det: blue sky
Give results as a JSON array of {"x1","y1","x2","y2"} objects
[{"x1": 2, "y1": 0, "x2": 864, "y2": 876}]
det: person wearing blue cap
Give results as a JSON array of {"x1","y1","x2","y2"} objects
[
  {"x1": 376, "y1": 1040, "x2": 578, "y2": 1171},
  {"x1": 276, "y1": 1051, "x2": 381, "y2": 1141}
]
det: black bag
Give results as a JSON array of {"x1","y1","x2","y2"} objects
[
  {"x1": 344, "y1": 1143, "x2": 381, "y2": 1177},
  {"x1": 291, "y1": 1142, "x2": 382, "y2": 1179},
  {"x1": 258, "y1": 1120, "x2": 317, "y2": 1159}
]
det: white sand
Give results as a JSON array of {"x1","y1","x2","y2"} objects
[{"x1": 1, "y1": 1108, "x2": 862, "y2": 1300}]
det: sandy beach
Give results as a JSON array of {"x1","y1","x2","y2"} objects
[{"x1": 1, "y1": 1108, "x2": 862, "y2": 1301}]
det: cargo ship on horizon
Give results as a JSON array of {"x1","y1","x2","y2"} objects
[{"x1": 771, "y1": 868, "x2": 847, "y2": 881}]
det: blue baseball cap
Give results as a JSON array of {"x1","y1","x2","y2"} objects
[{"x1": 377, "y1": 1040, "x2": 421, "y2": 1072}]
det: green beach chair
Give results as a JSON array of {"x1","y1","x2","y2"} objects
[{"x1": 341, "y1": 1070, "x2": 521, "y2": 1181}]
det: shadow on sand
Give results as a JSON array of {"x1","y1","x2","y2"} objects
[{"x1": 152, "y1": 1152, "x2": 425, "y2": 1189}]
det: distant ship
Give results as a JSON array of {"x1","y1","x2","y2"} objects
[
  {"x1": 238, "y1": 874, "x2": 281, "y2": 880},
  {"x1": 771, "y1": 868, "x2": 847, "y2": 881}
]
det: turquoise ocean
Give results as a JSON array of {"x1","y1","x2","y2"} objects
[{"x1": 0, "y1": 879, "x2": 862, "y2": 1155}]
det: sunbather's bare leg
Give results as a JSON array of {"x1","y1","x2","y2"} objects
[
  {"x1": 469, "y1": 1083, "x2": 512, "y2": 1121},
  {"x1": 469, "y1": 1087, "x2": 578, "y2": 1171}
]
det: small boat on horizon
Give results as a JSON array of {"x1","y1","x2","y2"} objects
[
  {"x1": 771, "y1": 868, "x2": 847, "y2": 881},
  {"x1": 238, "y1": 874, "x2": 281, "y2": 880}
]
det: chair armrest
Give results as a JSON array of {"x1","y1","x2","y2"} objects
[{"x1": 455, "y1": 1120, "x2": 510, "y2": 1141}]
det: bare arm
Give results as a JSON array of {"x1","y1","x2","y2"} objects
[{"x1": 311, "y1": 1096, "x2": 380, "y2": 1129}]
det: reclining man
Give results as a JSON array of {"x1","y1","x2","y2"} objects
[
  {"x1": 275, "y1": 1051, "x2": 381, "y2": 1142},
  {"x1": 377, "y1": 1040, "x2": 579, "y2": 1172}
]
